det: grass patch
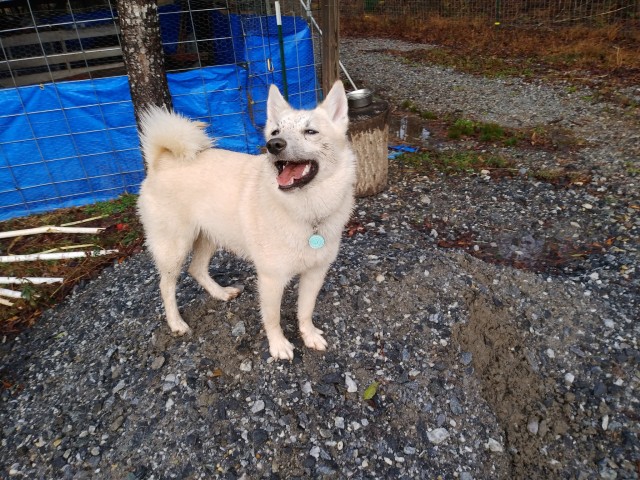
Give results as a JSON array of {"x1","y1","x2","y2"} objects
[
  {"x1": 401, "y1": 99, "x2": 438, "y2": 120},
  {"x1": 478, "y1": 123, "x2": 506, "y2": 142},
  {"x1": 396, "y1": 47, "x2": 534, "y2": 79},
  {"x1": 0, "y1": 194, "x2": 144, "y2": 334},
  {"x1": 394, "y1": 149, "x2": 591, "y2": 186},
  {"x1": 448, "y1": 119, "x2": 476, "y2": 139},
  {"x1": 396, "y1": 150, "x2": 516, "y2": 176},
  {"x1": 446, "y1": 117, "x2": 583, "y2": 150},
  {"x1": 447, "y1": 118, "x2": 510, "y2": 144},
  {"x1": 420, "y1": 110, "x2": 438, "y2": 120},
  {"x1": 624, "y1": 162, "x2": 640, "y2": 176}
]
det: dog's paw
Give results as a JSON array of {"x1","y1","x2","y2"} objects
[
  {"x1": 220, "y1": 285, "x2": 244, "y2": 301},
  {"x1": 268, "y1": 335, "x2": 295, "y2": 360},
  {"x1": 300, "y1": 326, "x2": 328, "y2": 351},
  {"x1": 168, "y1": 318, "x2": 192, "y2": 336}
]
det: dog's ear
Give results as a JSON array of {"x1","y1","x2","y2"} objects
[
  {"x1": 267, "y1": 84, "x2": 291, "y2": 123},
  {"x1": 320, "y1": 81, "x2": 349, "y2": 133}
]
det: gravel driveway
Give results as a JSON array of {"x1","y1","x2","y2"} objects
[{"x1": 1, "y1": 38, "x2": 638, "y2": 479}]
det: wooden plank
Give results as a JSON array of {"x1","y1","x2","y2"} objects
[
  {"x1": 1, "y1": 25, "x2": 120, "y2": 48},
  {"x1": 320, "y1": 0, "x2": 339, "y2": 97},
  {"x1": 0, "y1": 61, "x2": 125, "y2": 87},
  {"x1": 0, "y1": 47, "x2": 122, "y2": 71}
]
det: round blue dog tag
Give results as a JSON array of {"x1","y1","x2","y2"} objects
[{"x1": 308, "y1": 234, "x2": 325, "y2": 249}]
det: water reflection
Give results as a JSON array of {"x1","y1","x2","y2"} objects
[{"x1": 392, "y1": 115, "x2": 431, "y2": 146}]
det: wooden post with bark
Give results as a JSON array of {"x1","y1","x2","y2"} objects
[
  {"x1": 116, "y1": 0, "x2": 172, "y2": 129},
  {"x1": 320, "y1": 0, "x2": 339, "y2": 96}
]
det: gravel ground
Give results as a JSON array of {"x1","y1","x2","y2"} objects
[{"x1": 1, "y1": 37, "x2": 639, "y2": 479}]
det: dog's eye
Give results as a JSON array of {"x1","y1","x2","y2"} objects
[
  {"x1": 305, "y1": 129, "x2": 318, "y2": 135},
  {"x1": 271, "y1": 129, "x2": 280, "y2": 136}
]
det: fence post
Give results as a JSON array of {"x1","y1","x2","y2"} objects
[{"x1": 321, "y1": 0, "x2": 339, "y2": 96}]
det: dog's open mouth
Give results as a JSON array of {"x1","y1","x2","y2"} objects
[{"x1": 275, "y1": 160, "x2": 319, "y2": 190}]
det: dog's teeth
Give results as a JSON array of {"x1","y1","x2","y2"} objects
[{"x1": 302, "y1": 163, "x2": 311, "y2": 177}]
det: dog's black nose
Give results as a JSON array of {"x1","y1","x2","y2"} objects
[{"x1": 266, "y1": 138, "x2": 287, "y2": 154}]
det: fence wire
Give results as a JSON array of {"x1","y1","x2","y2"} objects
[
  {"x1": 0, "y1": 0, "x2": 323, "y2": 220},
  {"x1": 340, "y1": 0, "x2": 640, "y2": 26}
]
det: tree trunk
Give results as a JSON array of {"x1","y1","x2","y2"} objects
[{"x1": 116, "y1": 0, "x2": 172, "y2": 128}]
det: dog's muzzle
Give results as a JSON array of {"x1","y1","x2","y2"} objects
[{"x1": 267, "y1": 137, "x2": 319, "y2": 190}]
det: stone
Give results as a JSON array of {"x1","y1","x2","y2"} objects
[
  {"x1": 427, "y1": 428, "x2": 449, "y2": 444},
  {"x1": 251, "y1": 400, "x2": 265, "y2": 414},
  {"x1": 240, "y1": 359, "x2": 253, "y2": 372},
  {"x1": 486, "y1": 438, "x2": 504, "y2": 452},
  {"x1": 150, "y1": 356, "x2": 165, "y2": 370},
  {"x1": 231, "y1": 322, "x2": 246, "y2": 337},
  {"x1": 449, "y1": 395, "x2": 463, "y2": 415},
  {"x1": 461, "y1": 352, "x2": 473, "y2": 365},
  {"x1": 345, "y1": 374, "x2": 358, "y2": 393},
  {"x1": 110, "y1": 415, "x2": 125, "y2": 432}
]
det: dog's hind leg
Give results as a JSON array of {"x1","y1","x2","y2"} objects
[
  {"x1": 152, "y1": 236, "x2": 192, "y2": 335},
  {"x1": 297, "y1": 265, "x2": 329, "y2": 351},
  {"x1": 188, "y1": 233, "x2": 243, "y2": 301}
]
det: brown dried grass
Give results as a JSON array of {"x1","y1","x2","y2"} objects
[{"x1": 342, "y1": 15, "x2": 640, "y2": 76}]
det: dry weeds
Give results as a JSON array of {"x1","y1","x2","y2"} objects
[{"x1": 342, "y1": 16, "x2": 640, "y2": 91}]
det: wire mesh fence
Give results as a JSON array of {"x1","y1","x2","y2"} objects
[
  {"x1": 0, "y1": 0, "x2": 323, "y2": 221},
  {"x1": 340, "y1": 0, "x2": 640, "y2": 26}
]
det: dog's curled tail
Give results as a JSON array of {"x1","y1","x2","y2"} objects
[{"x1": 139, "y1": 106, "x2": 213, "y2": 170}]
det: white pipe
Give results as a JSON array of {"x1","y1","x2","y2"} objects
[
  {"x1": 0, "y1": 277, "x2": 64, "y2": 285},
  {"x1": 0, "y1": 297, "x2": 14, "y2": 307},
  {"x1": 0, "y1": 249, "x2": 118, "y2": 263},
  {"x1": 0, "y1": 226, "x2": 104, "y2": 239},
  {"x1": 0, "y1": 288, "x2": 22, "y2": 299},
  {"x1": 275, "y1": 1, "x2": 282, "y2": 25}
]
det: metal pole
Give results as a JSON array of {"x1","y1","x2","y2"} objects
[{"x1": 275, "y1": 1, "x2": 289, "y2": 101}]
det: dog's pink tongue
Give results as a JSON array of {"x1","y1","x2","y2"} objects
[{"x1": 277, "y1": 163, "x2": 308, "y2": 187}]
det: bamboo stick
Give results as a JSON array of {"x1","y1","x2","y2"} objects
[
  {"x1": 60, "y1": 215, "x2": 107, "y2": 227},
  {"x1": 40, "y1": 244, "x2": 98, "y2": 254},
  {"x1": 0, "y1": 277, "x2": 64, "y2": 285},
  {"x1": 0, "y1": 226, "x2": 104, "y2": 239},
  {"x1": 0, "y1": 250, "x2": 118, "y2": 263}
]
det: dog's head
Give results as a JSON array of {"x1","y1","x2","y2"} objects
[{"x1": 264, "y1": 81, "x2": 351, "y2": 192}]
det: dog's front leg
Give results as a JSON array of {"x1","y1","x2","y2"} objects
[
  {"x1": 297, "y1": 265, "x2": 329, "y2": 352},
  {"x1": 258, "y1": 273, "x2": 294, "y2": 360}
]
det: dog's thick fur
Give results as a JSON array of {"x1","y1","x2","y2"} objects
[{"x1": 137, "y1": 82, "x2": 356, "y2": 360}]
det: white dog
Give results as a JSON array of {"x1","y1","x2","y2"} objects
[{"x1": 137, "y1": 81, "x2": 356, "y2": 360}]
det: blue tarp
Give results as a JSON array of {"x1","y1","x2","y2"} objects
[{"x1": 0, "y1": 14, "x2": 318, "y2": 221}]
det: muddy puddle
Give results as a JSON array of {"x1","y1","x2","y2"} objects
[
  {"x1": 389, "y1": 114, "x2": 433, "y2": 146},
  {"x1": 479, "y1": 235, "x2": 598, "y2": 274},
  {"x1": 433, "y1": 229, "x2": 598, "y2": 276}
]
